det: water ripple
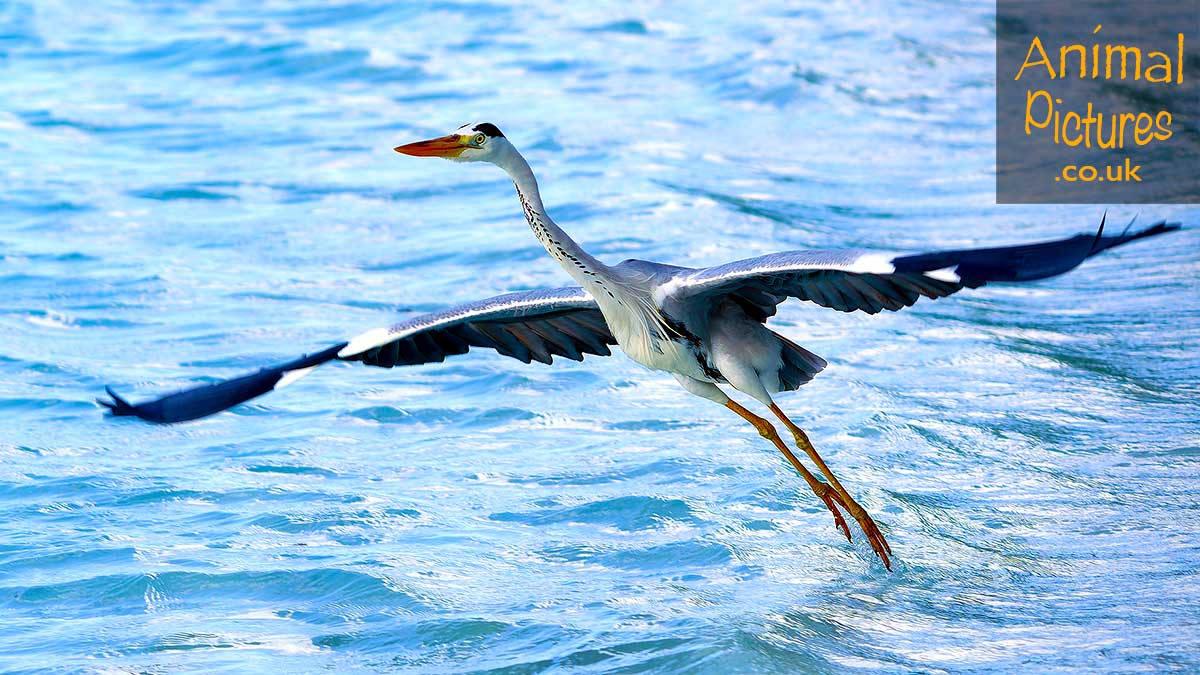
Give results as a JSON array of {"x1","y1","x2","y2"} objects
[{"x1": 1, "y1": 0, "x2": 1197, "y2": 673}]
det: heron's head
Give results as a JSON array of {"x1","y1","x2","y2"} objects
[{"x1": 394, "y1": 122, "x2": 511, "y2": 165}]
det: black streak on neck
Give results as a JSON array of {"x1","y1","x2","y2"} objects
[{"x1": 514, "y1": 183, "x2": 614, "y2": 298}]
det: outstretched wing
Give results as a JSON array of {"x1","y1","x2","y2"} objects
[
  {"x1": 340, "y1": 286, "x2": 613, "y2": 367},
  {"x1": 660, "y1": 220, "x2": 1179, "y2": 320},
  {"x1": 98, "y1": 344, "x2": 348, "y2": 424},
  {"x1": 101, "y1": 286, "x2": 615, "y2": 423}
]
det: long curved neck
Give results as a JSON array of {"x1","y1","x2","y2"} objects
[{"x1": 500, "y1": 152, "x2": 613, "y2": 290}]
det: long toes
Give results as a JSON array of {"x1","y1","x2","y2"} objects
[
  {"x1": 820, "y1": 483, "x2": 850, "y2": 512},
  {"x1": 874, "y1": 544, "x2": 892, "y2": 571},
  {"x1": 821, "y1": 495, "x2": 852, "y2": 542},
  {"x1": 878, "y1": 545, "x2": 892, "y2": 571},
  {"x1": 867, "y1": 529, "x2": 891, "y2": 569},
  {"x1": 863, "y1": 518, "x2": 893, "y2": 557},
  {"x1": 877, "y1": 529, "x2": 893, "y2": 557},
  {"x1": 852, "y1": 511, "x2": 893, "y2": 568},
  {"x1": 813, "y1": 484, "x2": 852, "y2": 539}
]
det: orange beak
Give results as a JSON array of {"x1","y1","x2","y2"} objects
[{"x1": 393, "y1": 134, "x2": 468, "y2": 158}]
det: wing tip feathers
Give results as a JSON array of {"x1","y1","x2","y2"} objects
[{"x1": 98, "y1": 386, "x2": 136, "y2": 416}]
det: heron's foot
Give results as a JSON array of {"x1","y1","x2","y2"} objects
[
  {"x1": 845, "y1": 501, "x2": 892, "y2": 570},
  {"x1": 810, "y1": 479, "x2": 853, "y2": 543},
  {"x1": 772, "y1": 414, "x2": 894, "y2": 571}
]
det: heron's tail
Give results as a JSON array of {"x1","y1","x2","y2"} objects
[{"x1": 772, "y1": 331, "x2": 827, "y2": 391}]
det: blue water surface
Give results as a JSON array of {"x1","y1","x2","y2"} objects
[{"x1": 2, "y1": 1, "x2": 1199, "y2": 673}]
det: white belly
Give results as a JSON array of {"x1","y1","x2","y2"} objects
[
  {"x1": 595, "y1": 293, "x2": 709, "y2": 380},
  {"x1": 619, "y1": 326, "x2": 706, "y2": 378},
  {"x1": 585, "y1": 290, "x2": 705, "y2": 381}
]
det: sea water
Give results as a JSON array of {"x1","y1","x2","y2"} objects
[{"x1": 1, "y1": 1, "x2": 1198, "y2": 672}]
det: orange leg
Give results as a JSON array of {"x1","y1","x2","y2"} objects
[
  {"x1": 724, "y1": 400, "x2": 852, "y2": 543},
  {"x1": 769, "y1": 403, "x2": 892, "y2": 570}
]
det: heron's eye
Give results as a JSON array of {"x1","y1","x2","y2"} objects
[{"x1": 473, "y1": 133, "x2": 487, "y2": 146}]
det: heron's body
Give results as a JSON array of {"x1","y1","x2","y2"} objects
[
  {"x1": 601, "y1": 265, "x2": 808, "y2": 403},
  {"x1": 486, "y1": 132, "x2": 815, "y2": 404},
  {"x1": 101, "y1": 121, "x2": 1182, "y2": 572}
]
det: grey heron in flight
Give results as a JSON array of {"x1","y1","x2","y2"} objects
[{"x1": 102, "y1": 122, "x2": 1180, "y2": 570}]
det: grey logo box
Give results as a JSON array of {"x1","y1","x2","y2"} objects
[{"x1": 996, "y1": 0, "x2": 1199, "y2": 203}]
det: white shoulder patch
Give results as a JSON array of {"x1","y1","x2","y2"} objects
[
  {"x1": 338, "y1": 327, "x2": 395, "y2": 358},
  {"x1": 652, "y1": 276, "x2": 689, "y2": 304},
  {"x1": 923, "y1": 266, "x2": 961, "y2": 283},
  {"x1": 845, "y1": 253, "x2": 897, "y2": 275},
  {"x1": 276, "y1": 365, "x2": 318, "y2": 389}
]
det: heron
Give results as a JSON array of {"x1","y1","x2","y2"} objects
[{"x1": 102, "y1": 122, "x2": 1180, "y2": 570}]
